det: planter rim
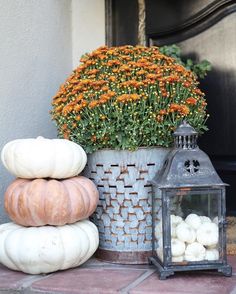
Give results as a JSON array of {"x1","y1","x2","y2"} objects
[{"x1": 88, "y1": 146, "x2": 172, "y2": 154}]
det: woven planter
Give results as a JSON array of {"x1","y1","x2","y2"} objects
[{"x1": 83, "y1": 147, "x2": 170, "y2": 264}]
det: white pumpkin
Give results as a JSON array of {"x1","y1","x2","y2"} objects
[
  {"x1": 0, "y1": 220, "x2": 98, "y2": 274},
  {"x1": 171, "y1": 215, "x2": 183, "y2": 226},
  {"x1": 185, "y1": 213, "x2": 201, "y2": 230},
  {"x1": 1, "y1": 137, "x2": 87, "y2": 179},
  {"x1": 205, "y1": 249, "x2": 219, "y2": 261},
  {"x1": 170, "y1": 215, "x2": 183, "y2": 238},
  {"x1": 196, "y1": 222, "x2": 219, "y2": 246},
  {"x1": 185, "y1": 242, "x2": 206, "y2": 262},
  {"x1": 176, "y1": 222, "x2": 196, "y2": 244},
  {"x1": 155, "y1": 218, "x2": 178, "y2": 239},
  {"x1": 171, "y1": 238, "x2": 185, "y2": 257},
  {"x1": 199, "y1": 216, "x2": 211, "y2": 223},
  {"x1": 172, "y1": 255, "x2": 184, "y2": 262}
]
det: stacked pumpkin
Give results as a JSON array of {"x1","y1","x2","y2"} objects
[{"x1": 0, "y1": 137, "x2": 99, "y2": 274}]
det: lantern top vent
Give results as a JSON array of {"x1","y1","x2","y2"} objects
[
  {"x1": 152, "y1": 121, "x2": 227, "y2": 189},
  {"x1": 174, "y1": 121, "x2": 198, "y2": 149}
]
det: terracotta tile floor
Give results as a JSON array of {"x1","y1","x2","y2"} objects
[{"x1": 0, "y1": 256, "x2": 235, "y2": 294}]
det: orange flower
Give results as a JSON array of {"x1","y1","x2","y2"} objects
[
  {"x1": 91, "y1": 135, "x2": 97, "y2": 142},
  {"x1": 186, "y1": 97, "x2": 197, "y2": 105},
  {"x1": 75, "y1": 115, "x2": 81, "y2": 121},
  {"x1": 61, "y1": 124, "x2": 68, "y2": 130},
  {"x1": 75, "y1": 94, "x2": 84, "y2": 102},
  {"x1": 62, "y1": 105, "x2": 73, "y2": 115},
  {"x1": 179, "y1": 105, "x2": 190, "y2": 115},
  {"x1": 89, "y1": 100, "x2": 99, "y2": 108},
  {"x1": 109, "y1": 76, "x2": 116, "y2": 82},
  {"x1": 107, "y1": 60, "x2": 120, "y2": 66},
  {"x1": 183, "y1": 81, "x2": 191, "y2": 88},
  {"x1": 107, "y1": 90, "x2": 116, "y2": 97},
  {"x1": 159, "y1": 109, "x2": 167, "y2": 115},
  {"x1": 87, "y1": 69, "x2": 99, "y2": 75},
  {"x1": 137, "y1": 70, "x2": 146, "y2": 75},
  {"x1": 74, "y1": 105, "x2": 83, "y2": 112},
  {"x1": 194, "y1": 88, "x2": 204, "y2": 95},
  {"x1": 169, "y1": 103, "x2": 180, "y2": 112},
  {"x1": 63, "y1": 131, "x2": 70, "y2": 139},
  {"x1": 100, "y1": 115, "x2": 107, "y2": 120},
  {"x1": 116, "y1": 94, "x2": 140, "y2": 103},
  {"x1": 156, "y1": 115, "x2": 163, "y2": 122}
]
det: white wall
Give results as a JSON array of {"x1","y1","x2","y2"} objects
[
  {"x1": 0, "y1": 0, "x2": 71, "y2": 223},
  {"x1": 0, "y1": 0, "x2": 105, "y2": 223},
  {"x1": 72, "y1": 0, "x2": 105, "y2": 68}
]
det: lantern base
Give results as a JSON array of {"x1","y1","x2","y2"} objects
[{"x1": 149, "y1": 256, "x2": 232, "y2": 280}]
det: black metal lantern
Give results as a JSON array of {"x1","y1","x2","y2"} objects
[{"x1": 149, "y1": 121, "x2": 232, "y2": 279}]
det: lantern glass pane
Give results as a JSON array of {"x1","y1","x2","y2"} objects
[
  {"x1": 168, "y1": 189, "x2": 221, "y2": 264},
  {"x1": 152, "y1": 187, "x2": 163, "y2": 263}
]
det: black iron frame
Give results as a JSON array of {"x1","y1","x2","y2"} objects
[{"x1": 150, "y1": 186, "x2": 232, "y2": 280}]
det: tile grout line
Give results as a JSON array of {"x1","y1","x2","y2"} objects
[
  {"x1": 119, "y1": 269, "x2": 156, "y2": 294},
  {"x1": 17, "y1": 274, "x2": 54, "y2": 291}
]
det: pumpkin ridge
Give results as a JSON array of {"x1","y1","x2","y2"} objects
[
  {"x1": 4, "y1": 179, "x2": 20, "y2": 223},
  {"x1": 58, "y1": 224, "x2": 79, "y2": 269},
  {"x1": 65, "y1": 177, "x2": 88, "y2": 220},
  {"x1": 5, "y1": 228, "x2": 25, "y2": 271},
  {"x1": 19, "y1": 179, "x2": 34, "y2": 226},
  {"x1": 58, "y1": 180, "x2": 72, "y2": 225},
  {"x1": 13, "y1": 180, "x2": 28, "y2": 224},
  {"x1": 54, "y1": 226, "x2": 66, "y2": 269},
  {"x1": 77, "y1": 176, "x2": 99, "y2": 214},
  {"x1": 28, "y1": 179, "x2": 44, "y2": 226},
  {"x1": 76, "y1": 225, "x2": 90, "y2": 265},
  {"x1": 66, "y1": 222, "x2": 89, "y2": 267},
  {"x1": 45, "y1": 179, "x2": 63, "y2": 225}
]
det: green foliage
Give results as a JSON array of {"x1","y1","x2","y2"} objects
[{"x1": 159, "y1": 45, "x2": 212, "y2": 79}]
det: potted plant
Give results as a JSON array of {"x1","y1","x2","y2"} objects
[{"x1": 51, "y1": 45, "x2": 209, "y2": 264}]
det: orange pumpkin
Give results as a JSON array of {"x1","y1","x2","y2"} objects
[{"x1": 4, "y1": 176, "x2": 99, "y2": 226}]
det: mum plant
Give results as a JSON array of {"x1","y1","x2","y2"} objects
[{"x1": 51, "y1": 45, "x2": 208, "y2": 153}]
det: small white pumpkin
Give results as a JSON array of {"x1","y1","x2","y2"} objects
[
  {"x1": 185, "y1": 213, "x2": 201, "y2": 230},
  {"x1": 185, "y1": 242, "x2": 206, "y2": 262},
  {"x1": 170, "y1": 215, "x2": 183, "y2": 237},
  {"x1": 171, "y1": 215, "x2": 183, "y2": 226},
  {"x1": 205, "y1": 249, "x2": 219, "y2": 261},
  {"x1": 199, "y1": 216, "x2": 211, "y2": 223},
  {"x1": 197, "y1": 222, "x2": 219, "y2": 246},
  {"x1": 171, "y1": 238, "x2": 185, "y2": 257},
  {"x1": 1, "y1": 137, "x2": 87, "y2": 179},
  {"x1": 176, "y1": 222, "x2": 196, "y2": 244},
  {"x1": 155, "y1": 218, "x2": 178, "y2": 239},
  {"x1": 0, "y1": 220, "x2": 98, "y2": 274},
  {"x1": 172, "y1": 255, "x2": 184, "y2": 262}
]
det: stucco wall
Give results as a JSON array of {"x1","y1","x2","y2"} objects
[
  {"x1": 72, "y1": 0, "x2": 105, "y2": 68},
  {"x1": 0, "y1": 0, "x2": 105, "y2": 223},
  {"x1": 0, "y1": 0, "x2": 72, "y2": 223}
]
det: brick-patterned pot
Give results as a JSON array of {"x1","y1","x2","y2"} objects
[{"x1": 83, "y1": 147, "x2": 170, "y2": 264}]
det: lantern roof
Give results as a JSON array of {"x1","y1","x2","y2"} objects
[{"x1": 152, "y1": 121, "x2": 226, "y2": 189}]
